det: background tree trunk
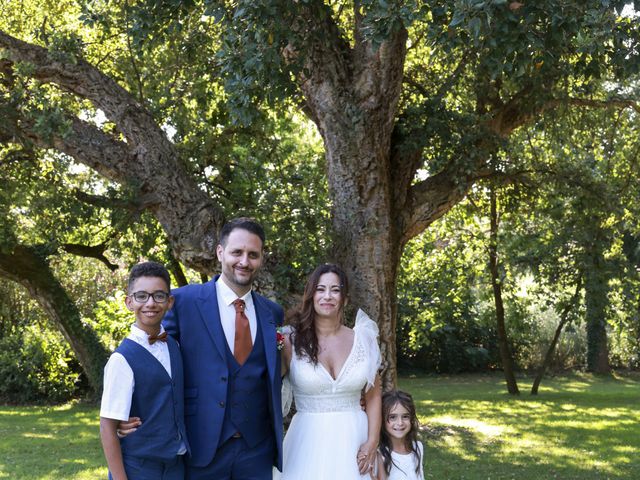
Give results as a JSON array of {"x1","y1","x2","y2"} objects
[
  {"x1": 295, "y1": 17, "x2": 408, "y2": 387},
  {"x1": 0, "y1": 245, "x2": 109, "y2": 394},
  {"x1": 584, "y1": 245, "x2": 610, "y2": 373},
  {"x1": 531, "y1": 276, "x2": 582, "y2": 395}
]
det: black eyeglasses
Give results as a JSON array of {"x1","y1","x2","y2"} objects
[{"x1": 130, "y1": 291, "x2": 171, "y2": 303}]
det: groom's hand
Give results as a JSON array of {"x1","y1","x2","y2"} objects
[{"x1": 116, "y1": 417, "x2": 141, "y2": 438}]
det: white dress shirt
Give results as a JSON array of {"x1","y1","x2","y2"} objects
[
  {"x1": 100, "y1": 324, "x2": 172, "y2": 421},
  {"x1": 216, "y1": 277, "x2": 257, "y2": 353}
]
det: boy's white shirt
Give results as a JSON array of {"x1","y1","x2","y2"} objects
[{"x1": 100, "y1": 324, "x2": 172, "y2": 421}]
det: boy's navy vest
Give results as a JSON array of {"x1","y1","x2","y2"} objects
[
  {"x1": 220, "y1": 320, "x2": 272, "y2": 446},
  {"x1": 116, "y1": 336, "x2": 189, "y2": 461}
]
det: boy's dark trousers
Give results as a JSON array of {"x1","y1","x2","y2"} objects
[{"x1": 108, "y1": 454, "x2": 184, "y2": 480}]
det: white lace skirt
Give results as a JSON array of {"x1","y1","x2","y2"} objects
[{"x1": 275, "y1": 409, "x2": 369, "y2": 480}]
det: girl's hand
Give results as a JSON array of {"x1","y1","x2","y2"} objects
[{"x1": 357, "y1": 439, "x2": 378, "y2": 475}]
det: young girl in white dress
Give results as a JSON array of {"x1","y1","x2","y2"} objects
[{"x1": 373, "y1": 390, "x2": 424, "y2": 480}]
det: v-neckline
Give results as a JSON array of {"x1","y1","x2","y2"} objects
[{"x1": 318, "y1": 330, "x2": 357, "y2": 382}]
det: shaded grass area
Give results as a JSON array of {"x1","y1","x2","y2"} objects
[
  {"x1": 0, "y1": 402, "x2": 104, "y2": 479},
  {"x1": 400, "y1": 372, "x2": 640, "y2": 480},
  {"x1": 0, "y1": 373, "x2": 638, "y2": 479}
]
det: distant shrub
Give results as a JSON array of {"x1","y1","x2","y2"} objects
[{"x1": 0, "y1": 325, "x2": 80, "y2": 403}]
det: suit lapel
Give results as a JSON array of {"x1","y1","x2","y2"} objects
[
  {"x1": 254, "y1": 292, "x2": 276, "y2": 379},
  {"x1": 196, "y1": 278, "x2": 227, "y2": 361}
]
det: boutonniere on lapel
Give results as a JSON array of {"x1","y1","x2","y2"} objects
[{"x1": 276, "y1": 327, "x2": 285, "y2": 351}]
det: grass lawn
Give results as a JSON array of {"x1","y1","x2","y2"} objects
[
  {"x1": 400, "y1": 372, "x2": 640, "y2": 480},
  {"x1": 0, "y1": 373, "x2": 638, "y2": 479}
]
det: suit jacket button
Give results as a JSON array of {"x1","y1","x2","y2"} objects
[
  {"x1": 219, "y1": 401, "x2": 225, "y2": 407},
  {"x1": 221, "y1": 376, "x2": 227, "y2": 382}
]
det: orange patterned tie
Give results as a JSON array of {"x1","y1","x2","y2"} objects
[{"x1": 232, "y1": 299, "x2": 252, "y2": 364}]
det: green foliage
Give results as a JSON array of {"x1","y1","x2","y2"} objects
[
  {"x1": 45, "y1": 30, "x2": 84, "y2": 64},
  {"x1": 89, "y1": 291, "x2": 133, "y2": 351},
  {"x1": 358, "y1": 0, "x2": 422, "y2": 47},
  {"x1": 2, "y1": 0, "x2": 640, "y2": 394},
  {"x1": 0, "y1": 325, "x2": 80, "y2": 403},
  {"x1": 397, "y1": 208, "x2": 498, "y2": 373},
  {"x1": 607, "y1": 275, "x2": 640, "y2": 368}
]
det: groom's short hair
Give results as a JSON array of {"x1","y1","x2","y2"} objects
[{"x1": 219, "y1": 217, "x2": 265, "y2": 248}]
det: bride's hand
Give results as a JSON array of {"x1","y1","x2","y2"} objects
[{"x1": 357, "y1": 439, "x2": 377, "y2": 475}]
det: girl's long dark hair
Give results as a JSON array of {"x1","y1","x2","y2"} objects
[
  {"x1": 380, "y1": 390, "x2": 422, "y2": 477},
  {"x1": 288, "y1": 263, "x2": 349, "y2": 364}
]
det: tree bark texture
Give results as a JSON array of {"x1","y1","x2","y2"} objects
[
  {"x1": 488, "y1": 189, "x2": 520, "y2": 395},
  {"x1": 584, "y1": 246, "x2": 610, "y2": 373},
  {"x1": 0, "y1": 245, "x2": 109, "y2": 393}
]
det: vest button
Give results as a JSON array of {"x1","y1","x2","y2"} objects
[
  {"x1": 219, "y1": 401, "x2": 225, "y2": 407},
  {"x1": 221, "y1": 376, "x2": 227, "y2": 382}
]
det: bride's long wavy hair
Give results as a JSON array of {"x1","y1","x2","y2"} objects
[
  {"x1": 380, "y1": 390, "x2": 422, "y2": 477},
  {"x1": 288, "y1": 263, "x2": 349, "y2": 364}
]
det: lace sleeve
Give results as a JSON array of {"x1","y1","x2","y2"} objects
[
  {"x1": 281, "y1": 324, "x2": 294, "y2": 416},
  {"x1": 353, "y1": 309, "x2": 381, "y2": 391},
  {"x1": 281, "y1": 374, "x2": 293, "y2": 416}
]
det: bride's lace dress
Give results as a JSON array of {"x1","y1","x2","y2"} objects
[{"x1": 279, "y1": 310, "x2": 381, "y2": 480}]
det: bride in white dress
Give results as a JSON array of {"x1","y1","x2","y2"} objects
[{"x1": 278, "y1": 264, "x2": 382, "y2": 479}]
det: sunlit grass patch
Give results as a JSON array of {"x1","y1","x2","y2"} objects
[
  {"x1": 0, "y1": 402, "x2": 104, "y2": 479},
  {"x1": 401, "y1": 372, "x2": 640, "y2": 479}
]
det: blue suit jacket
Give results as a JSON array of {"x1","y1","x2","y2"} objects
[{"x1": 163, "y1": 276, "x2": 283, "y2": 469}]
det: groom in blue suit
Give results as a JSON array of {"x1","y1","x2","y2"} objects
[{"x1": 163, "y1": 217, "x2": 283, "y2": 479}]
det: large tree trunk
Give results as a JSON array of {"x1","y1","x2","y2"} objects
[
  {"x1": 488, "y1": 188, "x2": 519, "y2": 395},
  {"x1": 291, "y1": 10, "x2": 409, "y2": 388},
  {"x1": 584, "y1": 245, "x2": 610, "y2": 373},
  {"x1": 325, "y1": 131, "x2": 403, "y2": 386},
  {"x1": 0, "y1": 245, "x2": 109, "y2": 394},
  {"x1": 332, "y1": 225, "x2": 401, "y2": 388}
]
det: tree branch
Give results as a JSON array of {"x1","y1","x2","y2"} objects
[
  {"x1": 0, "y1": 29, "x2": 161, "y2": 149},
  {"x1": 73, "y1": 190, "x2": 155, "y2": 213},
  {"x1": 488, "y1": 90, "x2": 640, "y2": 137},
  {"x1": 0, "y1": 31, "x2": 226, "y2": 274},
  {"x1": 20, "y1": 115, "x2": 135, "y2": 182},
  {"x1": 0, "y1": 243, "x2": 109, "y2": 393},
  {"x1": 60, "y1": 242, "x2": 119, "y2": 271},
  {"x1": 399, "y1": 166, "x2": 472, "y2": 245}
]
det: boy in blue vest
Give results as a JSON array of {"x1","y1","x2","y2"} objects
[{"x1": 100, "y1": 261, "x2": 189, "y2": 480}]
